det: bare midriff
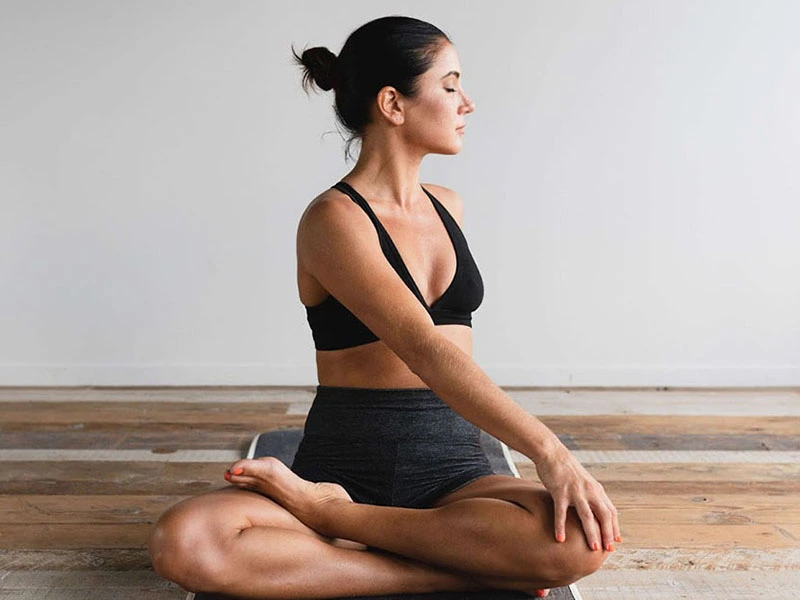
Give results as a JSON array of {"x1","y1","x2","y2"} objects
[{"x1": 316, "y1": 324, "x2": 472, "y2": 389}]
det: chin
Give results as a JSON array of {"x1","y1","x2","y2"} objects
[{"x1": 430, "y1": 139, "x2": 463, "y2": 155}]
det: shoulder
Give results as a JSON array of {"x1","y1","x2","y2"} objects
[
  {"x1": 296, "y1": 186, "x2": 378, "y2": 264},
  {"x1": 298, "y1": 186, "x2": 370, "y2": 237},
  {"x1": 421, "y1": 183, "x2": 464, "y2": 226}
]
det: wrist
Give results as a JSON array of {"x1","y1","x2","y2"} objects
[{"x1": 529, "y1": 430, "x2": 566, "y2": 465}]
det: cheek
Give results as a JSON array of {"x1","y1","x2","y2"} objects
[
  {"x1": 428, "y1": 99, "x2": 455, "y2": 127},
  {"x1": 418, "y1": 93, "x2": 453, "y2": 119}
]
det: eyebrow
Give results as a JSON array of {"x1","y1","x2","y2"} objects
[{"x1": 441, "y1": 70, "x2": 460, "y2": 80}]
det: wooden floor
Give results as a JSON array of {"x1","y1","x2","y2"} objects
[{"x1": 0, "y1": 387, "x2": 798, "y2": 599}]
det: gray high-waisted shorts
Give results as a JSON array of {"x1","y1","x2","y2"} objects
[{"x1": 290, "y1": 385, "x2": 495, "y2": 509}]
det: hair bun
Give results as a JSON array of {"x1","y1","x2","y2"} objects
[{"x1": 297, "y1": 46, "x2": 338, "y2": 92}]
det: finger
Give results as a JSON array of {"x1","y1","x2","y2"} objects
[
  {"x1": 576, "y1": 501, "x2": 602, "y2": 551},
  {"x1": 553, "y1": 498, "x2": 569, "y2": 543},
  {"x1": 594, "y1": 502, "x2": 615, "y2": 552},
  {"x1": 609, "y1": 500, "x2": 622, "y2": 543}
]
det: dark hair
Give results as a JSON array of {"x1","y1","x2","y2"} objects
[{"x1": 291, "y1": 16, "x2": 451, "y2": 161}]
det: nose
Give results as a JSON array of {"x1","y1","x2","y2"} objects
[{"x1": 461, "y1": 90, "x2": 475, "y2": 114}]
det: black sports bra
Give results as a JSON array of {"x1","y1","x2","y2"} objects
[{"x1": 305, "y1": 181, "x2": 484, "y2": 351}]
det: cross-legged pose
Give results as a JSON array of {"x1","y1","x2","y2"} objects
[{"x1": 147, "y1": 15, "x2": 620, "y2": 599}]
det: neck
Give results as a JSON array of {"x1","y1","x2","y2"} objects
[{"x1": 343, "y1": 130, "x2": 426, "y2": 211}]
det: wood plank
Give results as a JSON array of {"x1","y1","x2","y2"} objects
[
  {"x1": 0, "y1": 549, "x2": 154, "y2": 570},
  {"x1": 0, "y1": 462, "x2": 230, "y2": 495},
  {"x1": 554, "y1": 432, "x2": 800, "y2": 451},
  {"x1": 606, "y1": 491, "x2": 800, "y2": 506},
  {"x1": 0, "y1": 495, "x2": 189, "y2": 524},
  {"x1": 600, "y1": 548, "x2": 800, "y2": 570},
  {"x1": 518, "y1": 461, "x2": 800, "y2": 481},
  {"x1": 0, "y1": 570, "x2": 183, "y2": 599},
  {"x1": 0, "y1": 428, "x2": 261, "y2": 451},
  {"x1": 0, "y1": 401, "x2": 292, "y2": 425},
  {"x1": 578, "y1": 569, "x2": 800, "y2": 600},
  {"x1": 0, "y1": 524, "x2": 151, "y2": 549},
  {"x1": 0, "y1": 387, "x2": 315, "y2": 403},
  {"x1": 510, "y1": 389, "x2": 800, "y2": 416},
  {"x1": 616, "y1": 505, "x2": 800, "y2": 524},
  {"x1": 539, "y1": 415, "x2": 800, "y2": 435},
  {"x1": 603, "y1": 481, "x2": 799, "y2": 495},
  {"x1": 612, "y1": 522, "x2": 800, "y2": 549}
]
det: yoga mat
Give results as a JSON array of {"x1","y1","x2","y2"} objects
[{"x1": 190, "y1": 429, "x2": 580, "y2": 600}]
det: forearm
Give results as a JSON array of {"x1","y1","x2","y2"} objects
[{"x1": 403, "y1": 331, "x2": 565, "y2": 464}]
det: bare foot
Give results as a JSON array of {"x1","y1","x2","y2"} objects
[{"x1": 224, "y1": 456, "x2": 352, "y2": 531}]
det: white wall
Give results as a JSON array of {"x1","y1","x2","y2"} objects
[{"x1": 1, "y1": 0, "x2": 798, "y2": 387}]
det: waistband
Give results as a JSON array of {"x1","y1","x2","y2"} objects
[
  {"x1": 305, "y1": 385, "x2": 478, "y2": 440},
  {"x1": 313, "y1": 385, "x2": 447, "y2": 409}
]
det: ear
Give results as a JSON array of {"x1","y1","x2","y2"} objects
[{"x1": 375, "y1": 86, "x2": 405, "y2": 125}]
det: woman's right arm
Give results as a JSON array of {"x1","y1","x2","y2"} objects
[{"x1": 297, "y1": 194, "x2": 620, "y2": 552}]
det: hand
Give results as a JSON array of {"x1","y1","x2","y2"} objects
[{"x1": 533, "y1": 443, "x2": 621, "y2": 552}]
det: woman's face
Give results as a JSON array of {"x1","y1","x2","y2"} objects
[{"x1": 400, "y1": 42, "x2": 476, "y2": 155}]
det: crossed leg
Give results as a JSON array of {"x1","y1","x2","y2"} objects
[
  {"x1": 148, "y1": 457, "x2": 608, "y2": 598},
  {"x1": 148, "y1": 486, "x2": 481, "y2": 597}
]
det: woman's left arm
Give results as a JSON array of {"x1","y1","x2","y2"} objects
[
  {"x1": 409, "y1": 340, "x2": 620, "y2": 550},
  {"x1": 416, "y1": 184, "x2": 621, "y2": 551}
]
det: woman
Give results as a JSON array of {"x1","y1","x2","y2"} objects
[{"x1": 148, "y1": 15, "x2": 620, "y2": 599}]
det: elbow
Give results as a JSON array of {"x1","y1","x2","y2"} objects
[{"x1": 390, "y1": 324, "x2": 460, "y2": 383}]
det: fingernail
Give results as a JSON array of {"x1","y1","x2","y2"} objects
[
  {"x1": 224, "y1": 471, "x2": 231, "y2": 480},
  {"x1": 592, "y1": 542, "x2": 599, "y2": 551},
  {"x1": 556, "y1": 533, "x2": 565, "y2": 543},
  {"x1": 615, "y1": 535, "x2": 623, "y2": 543},
  {"x1": 233, "y1": 468, "x2": 244, "y2": 476},
  {"x1": 606, "y1": 543, "x2": 615, "y2": 552},
  {"x1": 537, "y1": 590, "x2": 548, "y2": 598}
]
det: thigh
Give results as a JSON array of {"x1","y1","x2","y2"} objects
[
  {"x1": 431, "y1": 474, "x2": 591, "y2": 551},
  {"x1": 430, "y1": 474, "x2": 553, "y2": 518}
]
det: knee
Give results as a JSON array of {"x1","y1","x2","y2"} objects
[
  {"x1": 147, "y1": 500, "x2": 230, "y2": 592},
  {"x1": 545, "y1": 546, "x2": 607, "y2": 587},
  {"x1": 498, "y1": 503, "x2": 608, "y2": 590},
  {"x1": 538, "y1": 511, "x2": 609, "y2": 587}
]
